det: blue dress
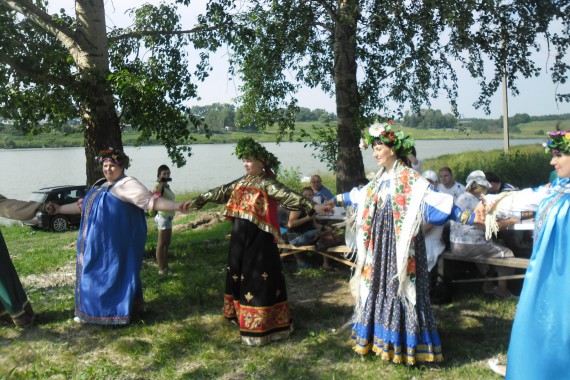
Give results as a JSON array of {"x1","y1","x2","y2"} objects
[
  {"x1": 506, "y1": 178, "x2": 570, "y2": 379},
  {"x1": 75, "y1": 182, "x2": 147, "y2": 325}
]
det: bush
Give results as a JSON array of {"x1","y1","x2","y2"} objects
[
  {"x1": 422, "y1": 145, "x2": 552, "y2": 188},
  {"x1": 3, "y1": 137, "x2": 16, "y2": 149},
  {"x1": 277, "y1": 166, "x2": 303, "y2": 193}
]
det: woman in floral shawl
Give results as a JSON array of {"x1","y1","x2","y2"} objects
[{"x1": 335, "y1": 121, "x2": 479, "y2": 364}]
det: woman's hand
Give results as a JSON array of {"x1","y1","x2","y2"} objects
[
  {"x1": 178, "y1": 200, "x2": 193, "y2": 213},
  {"x1": 474, "y1": 200, "x2": 487, "y2": 225},
  {"x1": 46, "y1": 202, "x2": 59, "y2": 215}
]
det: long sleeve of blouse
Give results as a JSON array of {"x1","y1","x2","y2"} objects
[
  {"x1": 423, "y1": 189, "x2": 476, "y2": 226},
  {"x1": 264, "y1": 177, "x2": 314, "y2": 214},
  {"x1": 484, "y1": 186, "x2": 550, "y2": 213},
  {"x1": 333, "y1": 187, "x2": 365, "y2": 208},
  {"x1": 0, "y1": 194, "x2": 42, "y2": 221},
  {"x1": 335, "y1": 185, "x2": 475, "y2": 226},
  {"x1": 106, "y1": 176, "x2": 157, "y2": 211},
  {"x1": 192, "y1": 177, "x2": 241, "y2": 209}
]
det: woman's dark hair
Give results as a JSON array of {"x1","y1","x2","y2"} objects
[
  {"x1": 410, "y1": 146, "x2": 417, "y2": 157},
  {"x1": 485, "y1": 172, "x2": 501, "y2": 183},
  {"x1": 157, "y1": 164, "x2": 170, "y2": 178},
  {"x1": 371, "y1": 138, "x2": 412, "y2": 167}
]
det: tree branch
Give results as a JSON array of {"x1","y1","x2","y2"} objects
[
  {"x1": 0, "y1": 0, "x2": 76, "y2": 46},
  {"x1": 305, "y1": 0, "x2": 337, "y2": 22},
  {"x1": 108, "y1": 24, "x2": 225, "y2": 42},
  {"x1": 312, "y1": 21, "x2": 334, "y2": 34},
  {"x1": 0, "y1": 52, "x2": 75, "y2": 88}
]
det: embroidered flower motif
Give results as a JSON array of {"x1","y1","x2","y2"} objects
[
  {"x1": 261, "y1": 272, "x2": 269, "y2": 280},
  {"x1": 362, "y1": 265, "x2": 372, "y2": 281},
  {"x1": 393, "y1": 210, "x2": 401, "y2": 221},
  {"x1": 406, "y1": 257, "x2": 417, "y2": 283},
  {"x1": 362, "y1": 264, "x2": 373, "y2": 287},
  {"x1": 245, "y1": 292, "x2": 254, "y2": 302},
  {"x1": 394, "y1": 194, "x2": 407, "y2": 207}
]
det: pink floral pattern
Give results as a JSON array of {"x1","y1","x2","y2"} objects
[{"x1": 360, "y1": 162, "x2": 422, "y2": 287}]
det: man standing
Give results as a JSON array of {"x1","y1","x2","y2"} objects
[
  {"x1": 310, "y1": 175, "x2": 333, "y2": 203},
  {"x1": 437, "y1": 167, "x2": 465, "y2": 201}
]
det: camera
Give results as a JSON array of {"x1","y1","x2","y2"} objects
[{"x1": 160, "y1": 178, "x2": 172, "y2": 182}]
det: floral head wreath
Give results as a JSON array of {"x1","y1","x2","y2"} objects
[
  {"x1": 360, "y1": 120, "x2": 415, "y2": 157},
  {"x1": 96, "y1": 148, "x2": 131, "y2": 169},
  {"x1": 544, "y1": 130, "x2": 570, "y2": 154},
  {"x1": 234, "y1": 137, "x2": 280, "y2": 174}
]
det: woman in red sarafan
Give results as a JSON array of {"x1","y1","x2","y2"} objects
[{"x1": 191, "y1": 137, "x2": 328, "y2": 346}]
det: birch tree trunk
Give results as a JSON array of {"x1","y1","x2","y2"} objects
[
  {"x1": 75, "y1": 0, "x2": 122, "y2": 185},
  {"x1": 334, "y1": 0, "x2": 365, "y2": 192}
]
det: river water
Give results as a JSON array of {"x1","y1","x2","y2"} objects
[{"x1": 0, "y1": 139, "x2": 543, "y2": 201}]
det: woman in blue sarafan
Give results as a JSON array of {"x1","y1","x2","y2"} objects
[
  {"x1": 482, "y1": 131, "x2": 570, "y2": 379},
  {"x1": 334, "y1": 122, "x2": 480, "y2": 365},
  {"x1": 51, "y1": 149, "x2": 189, "y2": 325}
]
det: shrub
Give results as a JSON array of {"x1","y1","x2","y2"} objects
[
  {"x1": 3, "y1": 137, "x2": 16, "y2": 149},
  {"x1": 277, "y1": 166, "x2": 303, "y2": 193},
  {"x1": 422, "y1": 145, "x2": 552, "y2": 188}
]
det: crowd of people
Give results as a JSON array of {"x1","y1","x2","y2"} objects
[{"x1": 2, "y1": 126, "x2": 569, "y2": 377}]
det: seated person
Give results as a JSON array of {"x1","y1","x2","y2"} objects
[
  {"x1": 437, "y1": 167, "x2": 465, "y2": 201},
  {"x1": 450, "y1": 170, "x2": 519, "y2": 299},
  {"x1": 277, "y1": 206, "x2": 290, "y2": 235},
  {"x1": 310, "y1": 175, "x2": 333, "y2": 203},
  {"x1": 421, "y1": 170, "x2": 445, "y2": 272},
  {"x1": 437, "y1": 166, "x2": 465, "y2": 249},
  {"x1": 484, "y1": 172, "x2": 530, "y2": 257},
  {"x1": 485, "y1": 172, "x2": 518, "y2": 194},
  {"x1": 287, "y1": 186, "x2": 333, "y2": 270}
]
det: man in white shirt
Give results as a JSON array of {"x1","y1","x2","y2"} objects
[{"x1": 437, "y1": 167, "x2": 465, "y2": 201}]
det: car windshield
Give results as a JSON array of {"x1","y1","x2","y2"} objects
[{"x1": 28, "y1": 192, "x2": 48, "y2": 203}]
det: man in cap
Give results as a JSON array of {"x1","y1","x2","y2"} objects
[{"x1": 449, "y1": 170, "x2": 519, "y2": 299}]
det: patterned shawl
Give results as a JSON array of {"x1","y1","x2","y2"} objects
[
  {"x1": 351, "y1": 160, "x2": 429, "y2": 316},
  {"x1": 0, "y1": 195, "x2": 42, "y2": 221}
]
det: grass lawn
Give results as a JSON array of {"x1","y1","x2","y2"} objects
[{"x1": 1, "y1": 205, "x2": 513, "y2": 379}]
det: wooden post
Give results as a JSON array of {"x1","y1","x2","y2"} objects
[{"x1": 502, "y1": 63, "x2": 510, "y2": 153}]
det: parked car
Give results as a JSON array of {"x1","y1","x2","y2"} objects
[{"x1": 23, "y1": 185, "x2": 87, "y2": 232}]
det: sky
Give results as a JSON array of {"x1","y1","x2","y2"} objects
[{"x1": 46, "y1": 0, "x2": 569, "y2": 119}]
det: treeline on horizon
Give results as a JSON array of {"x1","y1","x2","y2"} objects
[
  {"x1": 1, "y1": 104, "x2": 569, "y2": 136},
  {"x1": 186, "y1": 104, "x2": 570, "y2": 134},
  {"x1": 401, "y1": 109, "x2": 570, "y2": 134}
]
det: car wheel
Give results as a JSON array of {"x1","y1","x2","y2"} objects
[{"x1": 50, "y1": 215, "x2": 69, "y2": 232}]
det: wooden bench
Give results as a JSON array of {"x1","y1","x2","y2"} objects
[
  {"x1": 439, "y1": 251, "x2": 529, "y2": 283},
  {"x1": 277, "y1": 243, "x2": 356, "y2": 268},
  {"x1": 224, "y1": 234, "x2": 356, "y2": 269}
]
